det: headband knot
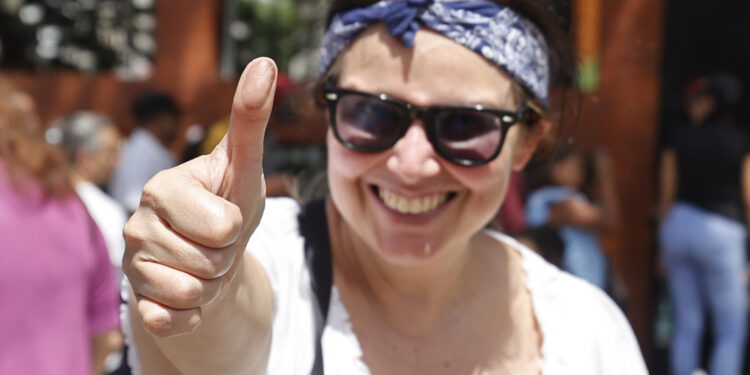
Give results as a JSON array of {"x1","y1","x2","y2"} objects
[
  {"x1": 319, "y1": 0, "x2": 551, "y2": 107},
  {"x1": 341, "y1": 0, "x2": 434, "y2": 47}
]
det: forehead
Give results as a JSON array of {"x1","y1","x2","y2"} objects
[{"x1": 336, "y1": 25, "x2": 517, "y2": 108}]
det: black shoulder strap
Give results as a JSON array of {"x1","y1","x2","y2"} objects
[{"x1": 297, "y1": 199, "x2": 332, "y2": 374}]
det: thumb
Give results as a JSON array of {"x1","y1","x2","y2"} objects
[
  {"x1": 226, "y1": 57, "x2": 278, "y2": 177},
  {"x1": 211, "y1": 57, "x2": 277, "y2": 201}
]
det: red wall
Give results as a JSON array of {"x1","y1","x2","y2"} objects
[{"x1": 7, "y1": 0, "x2": 236, "y2": 154}]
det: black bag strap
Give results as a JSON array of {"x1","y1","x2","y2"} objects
[{"x1": 297, "y1": 199, "x2": 333, "y2": 375}]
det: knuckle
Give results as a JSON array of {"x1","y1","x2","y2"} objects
[
  {"x1": 122, "y1": 218, "x2": 146, "y2": 247},
  {"x1": 139, "y1": 186, "x2": 158, "y2": 209},
  {"x1": 199, "y1": 249, "x2": 233, "y2": 279},
  {"x1": 204, "y1": 204, "x2": 242, "y2": 247},
  {"x1": 142, "y1": 311, "x2": 173, "y2": 337},
  {"x1": 121, "y1": 254, "x2": 136, "y2": 281},
  {"x1": 171, "y1": 276, "x2": 205, "y2": 307},
  {"x1": 122, "y1": 221, "x2": 151, "y2": 280},
  {"x1": 208, "y1": 220, "x2": 235, "y2": 246},
  {"x1": 143, "y1": 310, "x2": 200, "y2": 338},
  {"x1": 140, "y1": 172, "x2": 168, "y2": 208},
  {"x1": 126, "y1": 260, "x2": 152, "y2": 294}
]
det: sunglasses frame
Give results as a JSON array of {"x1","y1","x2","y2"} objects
[{"x1": 323, "y1": 85, "x2": 540, "y2": 166}]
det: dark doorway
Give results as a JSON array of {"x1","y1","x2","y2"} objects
[
  {"x1": 655, "y1": 1, "x2": 750, "y2": 374},
  {"x1": 661, "y1": 0, "x2": 750, "y2": 132}
]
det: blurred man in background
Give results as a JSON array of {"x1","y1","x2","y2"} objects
[
  {"x1": 109, "y1": 91, "x2": 180, "y2": 214},
  {"x1": 49, "y1": 111, "x2": 127, "y2": 282}
]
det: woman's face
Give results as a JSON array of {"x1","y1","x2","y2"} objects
[{"x1": 327, "y1": 26, "x2": 542, "y2": 265}]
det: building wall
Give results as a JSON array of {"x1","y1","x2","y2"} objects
[
  {"x1": 7, "y1": 0, "x2": 235, "y2": 153},
  {"x1": 574, "y1": 0, "x2": 665, "y2": 359}
]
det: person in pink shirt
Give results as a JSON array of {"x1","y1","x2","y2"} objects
[{"x1": 0, "y1": 77, "x2": 122, "y2": 375}]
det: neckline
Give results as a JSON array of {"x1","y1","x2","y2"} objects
[{"x1": 322, "y1": 229, "x2": 561, "y2": 374}]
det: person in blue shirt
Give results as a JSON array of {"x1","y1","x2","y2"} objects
[{"x1": 526, "y1": 145, "x2": 619, "y2": 289}]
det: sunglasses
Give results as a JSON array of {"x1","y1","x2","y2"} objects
[{"x1": 322, "y1": 86, "x2": 540, "y2": 166}]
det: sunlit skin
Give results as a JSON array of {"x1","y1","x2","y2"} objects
[
  {"x1": 325, "y1": 26, "x2": 547, "y2": 373},
  {"x1": 327, "y1": 25, "x2": 539, "y2": 267}
]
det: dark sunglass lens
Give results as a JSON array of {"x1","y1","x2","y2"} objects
[
  {"x1": 434, "y1": 110, "x2": 502, "y2": 162},
  {"x1": 336, "y1": 94, "x2": 405, "y2": 150}
]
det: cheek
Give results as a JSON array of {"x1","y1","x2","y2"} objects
[
  {"x1": 327, "y1": 131, "x2": 388, "y2": 249},
  {"x1": 444, "y1": 135, "x2": 518, "y2": 222},
  {"x1": 326, "y1": 130, "x2": 384, "y2": 210},
  {"x1": 326, "y1": 131, "x2": 360, "y2": 181},
  {"x1": 326, "y1": 130, "x2": 386, "y2": 181},
  {"x1": 452, "y1": 163, "x2": 511, "y2": 218},
  {"x1": 447, "y1": 130, "x2": 518, "y2": 192}
]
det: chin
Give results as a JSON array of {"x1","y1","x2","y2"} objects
[{"x1": 371, "y1": 233, "x2": 447, "y2": 266}]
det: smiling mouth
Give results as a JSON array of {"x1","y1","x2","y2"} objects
[{"x1": 371, "y1": 186, "x2": 456, "y2": 215}]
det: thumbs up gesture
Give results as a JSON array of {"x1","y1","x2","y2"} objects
[{"x1": 123, "y1": 58, "x2": 277, "y2": 338}]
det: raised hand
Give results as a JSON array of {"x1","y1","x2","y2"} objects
[{"x1": 123, "y1": 58, "x2": 278, "y2": 338}]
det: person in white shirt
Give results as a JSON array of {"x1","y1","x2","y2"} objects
[
  {"x1": 121, "y1": 1, "x2": 648, "y2": 374},
  {"x1": 50, "y1": 111, "x2": 128, "y2": 276},
  {"x1": 109, "y1": 91, "x2": 180, "y2": 213}
]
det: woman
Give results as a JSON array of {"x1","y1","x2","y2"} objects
[
  {"x1": 123, "y1": 1, "x2": 646, "y2": 373},
  {"x1": 0, "y1": 79, "x2": 122, "y2": 374},
  {"x1": 658, "y1": 74, "x2": 749, "y2": 375}
]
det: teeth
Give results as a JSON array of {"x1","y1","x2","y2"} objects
[
  {"x1": 409, "y1": 199, "x2": 421, "y2": 214},
  {"x1": 378, "y1": 188, "x2": 448, "y2": 215}
]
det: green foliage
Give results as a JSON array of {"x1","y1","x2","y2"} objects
[{"x1": 234, "y1": 0, "x2": 310, "y2": 72}]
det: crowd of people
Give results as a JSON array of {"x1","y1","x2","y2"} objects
[{"x1": 0, "y1": 1, "x2": 747, "y2": 375}]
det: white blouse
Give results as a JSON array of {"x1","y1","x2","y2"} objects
[{"x1": 124, "y1": 197, "x2": 648, "y2": 375}]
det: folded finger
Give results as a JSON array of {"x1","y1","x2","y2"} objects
[
  {"x1": 127, "y1": 213, "x2": 238, "y2": 280},
  {"x1": 129, "y1": 260, "x2": 222, "y2": 310},
  {"x1": 139, "y1": 167, "x2": 244, "y2": 249},
  {"x1": 136, "y1": 295, "x2": 202, "y2": 338}
]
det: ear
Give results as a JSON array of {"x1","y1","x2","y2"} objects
[{"x1": 512, "y1": 118, "x2": 552, "y2": 171}]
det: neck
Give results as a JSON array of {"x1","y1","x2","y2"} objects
[
  {"x1": 70, "y1": 172, "x2": 86, "y2": 186},
  {"x1": 71, "y1": 167, "x2": 100, "y2": 188},
  {"x1": 329, "y1": 200, "x2": 481, "y2": 336}
]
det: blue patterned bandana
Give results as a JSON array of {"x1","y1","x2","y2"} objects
[{"x1": 319, "y1": 0, "x2": 550, "y2": 107}]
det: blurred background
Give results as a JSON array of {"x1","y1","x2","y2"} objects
[{"x1": 1, "y1": 0, "x2": 749, "y2": 374}]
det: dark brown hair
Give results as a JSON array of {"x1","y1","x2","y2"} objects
[{"x1": 0, "y1": 77, "x2": 72, "y2": 197}]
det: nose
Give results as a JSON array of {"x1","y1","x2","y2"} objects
[{"x1": 387, "y1": 123, "x2": 441, "y2": 184}]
